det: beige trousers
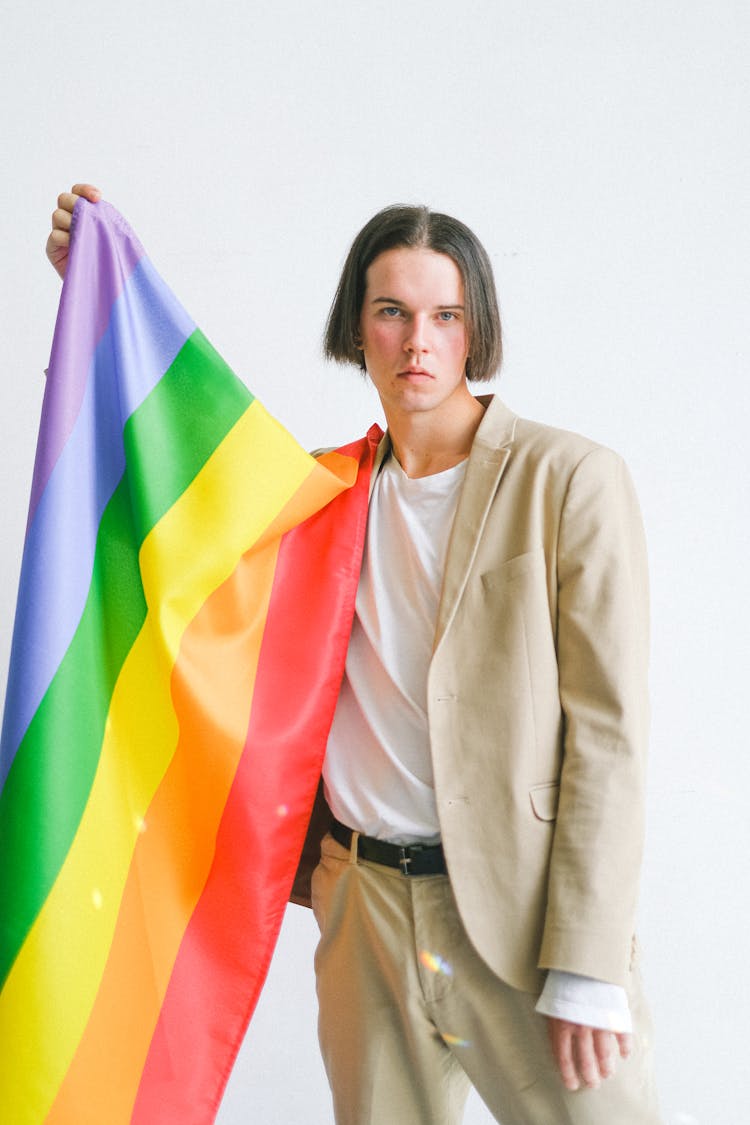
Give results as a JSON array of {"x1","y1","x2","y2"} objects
[{"x1": 311, "y1": 832, "x2": 662, "y2": 1125}]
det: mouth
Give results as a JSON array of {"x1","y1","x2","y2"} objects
[{"x1": 398, "y1": 367, "x2": 433, "y2": 378}]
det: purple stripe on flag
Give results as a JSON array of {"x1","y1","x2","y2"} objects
[
  {"x1": 29, "y1": 200, "x2": 145, "y2": 526},
  {"x1": 0, "y1": 255, "x2": 195, "y2": 785}
]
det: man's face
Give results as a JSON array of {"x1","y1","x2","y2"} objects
[{"x1": 358, "y1": 247, "x2": 470, "y2": 419}]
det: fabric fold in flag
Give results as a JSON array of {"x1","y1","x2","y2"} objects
[{"x1": 0, "y1": 199, "x2": 379, "y2": 1124}]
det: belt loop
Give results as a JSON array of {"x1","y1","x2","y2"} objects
[{"x1": 348, "y1": 830, "x2": 360, "y2": 865}]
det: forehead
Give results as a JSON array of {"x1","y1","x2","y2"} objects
[{"x1": 364, "y1": 247, "x2": 464, "y2": 304}]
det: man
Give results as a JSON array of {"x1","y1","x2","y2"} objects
[{"x1": 49, "y1": 187, "x2": 661, "y2": 1124}]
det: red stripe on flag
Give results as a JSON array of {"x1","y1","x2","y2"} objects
[{"x1": 130, "y1": 429, "x2": 381, "y2": 1124}]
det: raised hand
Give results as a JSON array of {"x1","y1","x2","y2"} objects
[{"x1": 46, "y1": 183, "x2": 101, "y2": 278}]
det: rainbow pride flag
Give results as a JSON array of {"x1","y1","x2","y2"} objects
[{"x1": 0, "y1": 199, "x2": 380, "y2": 1123}]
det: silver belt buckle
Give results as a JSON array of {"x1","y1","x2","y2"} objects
[{"x1": 399, "y1": 844, "x2": 423, "y2": 875}]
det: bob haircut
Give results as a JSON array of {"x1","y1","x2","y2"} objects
[{"x1": 324, "y1": 204, "x2": 502, "y2": 382}]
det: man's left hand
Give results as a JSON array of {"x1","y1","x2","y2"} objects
[{"x1": 546, "y1": 1017, "x2": 632, "y2": 1091}]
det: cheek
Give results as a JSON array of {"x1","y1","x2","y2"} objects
[
  {"x1": 446, "y1": 327, "x2": 470, "y2": 364},
  {"x1": 364, "y1": 321, "x2": 399, "y2": 354}
]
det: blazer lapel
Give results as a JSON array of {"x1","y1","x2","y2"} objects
[{"x1": 433, "y1": 396, "x2": 517, "y2": 651}]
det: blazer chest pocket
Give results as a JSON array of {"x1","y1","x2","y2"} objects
[
  {"x1": 529, "y1": 782, "x2": 560, "y2": 822},
  {"x1": 479, "y1": 546, "x2": 546, "y2": 590}
]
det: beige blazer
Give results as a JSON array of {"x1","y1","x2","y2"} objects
[{"x1": 293, "y1": 394, "x2": 649, "y2": 994}]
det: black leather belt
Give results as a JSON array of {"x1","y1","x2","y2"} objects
[{"x1": 330, "y1": 818, "x2": 447, "y2": 876}]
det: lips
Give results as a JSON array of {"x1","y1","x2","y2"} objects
[{"x1": 398, "y1": 367, "x2": 433, "y2": 378}]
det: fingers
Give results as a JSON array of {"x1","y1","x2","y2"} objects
[
  {"x1": 52, "y1": 184, "x2": 101, "y2": 236},
  {"x1": 548, "y1": 1021, "x2": 582, "y2": 1091},
  {"x1": 56, "y1": 185, "x2": 101, "y2": 218},
  {"x1": 592, "y1": 1027, "x2": 618, "y2": 1080},
  {"x1": 51, "y1": 207, "x2": 72, "y2": 233},
  {"x1": 70, "y1": 183, "x2": 101, "y2": 203},
  {"x1": 615, "y1": 1030, "x2": 633, "y2": 1059},
  {"x1": 47, "y1": 228, "x2": 69, "y2": 250},
  {"x1": 47, "y1": 184, "x2": 101, "y2": 279},
  {"x1": 46, "y1": 217, "x2": 72, "y2": 277},
  {"x1": 575, "y1": 1027, "x2": 609, "y2": 1089},
  {"x1": 46, "y1": 230, "x2": 70, "y2": 279},
  {"x1": 547, "y1": 1019, "x2": 627, "y2": 1092}
]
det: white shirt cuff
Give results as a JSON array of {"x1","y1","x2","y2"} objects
[{"x1": 534, "y1": 969, "x2": 633, "y2": 1033}]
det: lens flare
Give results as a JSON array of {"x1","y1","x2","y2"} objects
[
  {"x1": 441, "y1": 1032, "x2": 471, "y2": 1048},
  {"x1": 419, "y1": 949, "x2": 453, "y2": 976}
]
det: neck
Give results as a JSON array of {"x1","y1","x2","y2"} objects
[{"x1": 384, "y1": 386, "x2": 486, "y2": 479}]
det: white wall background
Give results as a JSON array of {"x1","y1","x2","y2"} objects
[{"x1": 1, "y1": 3, "x2": 747, "y2": 1123}]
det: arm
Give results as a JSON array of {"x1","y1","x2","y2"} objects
[
  {"x1": 538, "y1": 447, "x2": 649, "y2": 1086},
  {"x1": 538, "y1": 445, "x2": 650, "y2": 984},
  {"x1": 46, "y1": 183, "x2": 101, "y2": 278}
]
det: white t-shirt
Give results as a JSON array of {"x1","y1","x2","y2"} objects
[{"x1": 323, "y1": 453, "x2": 466, "y2": 843}]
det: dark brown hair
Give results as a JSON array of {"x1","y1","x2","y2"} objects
[{"x1": 324, "y1": 204, "x2": 502, "y2": 382}]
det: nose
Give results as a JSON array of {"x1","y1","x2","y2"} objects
[{"x1": 404, "y1": 312, "x2": 430, "y2": 357}]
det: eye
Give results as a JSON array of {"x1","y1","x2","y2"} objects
[
  {"x1": 438, "y1": 311, "x2": 458, "y2": 321},
  {"x1": 381, "y1": 306, "x2": 403, "y2": 318}
]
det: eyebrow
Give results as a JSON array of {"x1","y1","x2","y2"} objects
[{"x1": 370, "y1": 297, "x2": 465, "y2": 310}]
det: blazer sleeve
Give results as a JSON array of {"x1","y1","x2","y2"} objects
[{"x1": 537, "y1": 446, "x2": 650, "y2": 986}]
